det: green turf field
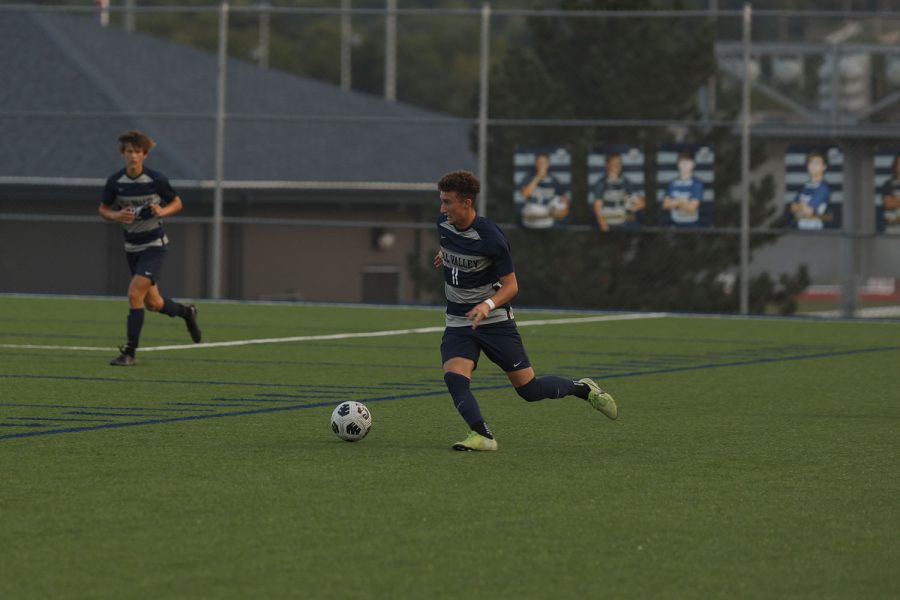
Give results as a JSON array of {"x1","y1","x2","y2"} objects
[{"x1": 1, "y1": 296, "x2": 898, "y2": 599}]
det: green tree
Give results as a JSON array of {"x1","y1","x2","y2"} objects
[{"x1": 412, "y1": 0, "x2": 809, "y2": 314}]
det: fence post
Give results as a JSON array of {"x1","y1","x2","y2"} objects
[
  {"x1": 341, "y1": 0, "x2": 352, "y2": 91},
  {"x1": 477, "y1": 2, "x2": 491, "y2": 216},
  {"x1": 384, "y1": 0, "x2": 397, "y2": 102},
  {"x1": 739, "y1": 3, "x2": 752, "y2": 314},
  {"x1": 211, "y1": 1, "x2": 229, "y2": 299}
]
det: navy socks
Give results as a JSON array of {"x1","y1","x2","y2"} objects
[
  {"x1": 160, "y1": 298, "x2": 187, "y2": 318},
  {"x1": 444, "y1": 372, "x2": 493, "y2": 439},
  {"x1": 126, "y1": 308, "x2": 144, "y2": 354},
  {"x1": 516, "y1": 376, "x2": 578, "y2": 402}
]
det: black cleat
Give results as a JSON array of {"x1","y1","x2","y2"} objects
[
  {"x1": 184, "y1": 304, "x2": 202, "y2": 343},
  {"x1": 110, "y1": 346, "x2": 136, "y2": 367}
]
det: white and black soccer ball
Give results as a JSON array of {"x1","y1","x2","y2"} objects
[{"x1": 330, "y1": 401, "x2": 373, "y2": 442}]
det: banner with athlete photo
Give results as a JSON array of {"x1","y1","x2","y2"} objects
[
  {"x1": 784, "y1": 145, "x2": 843, "y2": 230},
  {"x1": 513, "y1": 145, "x2": 571, "y2": 229},
  {"x1": 875, "y1": 147, "x2": 900, "y2": 234},
  {"x1": 587, "y1": 145, "x2": 646, "y2": 231},
  {"x1": 655, "y1": 144, "x2": 714, "y2": 227}
]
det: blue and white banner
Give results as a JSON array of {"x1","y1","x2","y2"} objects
[
  {"x1": 587, "y1": 145, "x2": 646, "y2": 230},
  {"x1": 514, "y1": 145, "x2": 571, "y2": 230},
  {"x1": 656, "y1": 144, "x2": 714, "y2": 227}
]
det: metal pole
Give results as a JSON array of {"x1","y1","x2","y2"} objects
[
  {"x1": 258, "y1": 2, "x2": 270, "y2": 70},
  {"x1": 384, "y1": 0, "x2": 397, "y2": 102},
  {"x1": 477, "y1": 3, "x2": 491, "y2": 216},
  {"x1": 739, "y1": 3, "x2": 751, "y2": 314},
  {"x1": 211, "y1": 1, "x2": 229, "y2": 299},
  {"x1": 840, "y1": 143, "x2": 860, "y2": 318},
  {"x1": 124, "y1": 0, "x2": 136, "y2": 32},
  {"x1": 341, "y1": 0, "x2": 352, "y2": 91},
  {"x1": 706, "y1": 0, "x2": 717, "y2": 120}
]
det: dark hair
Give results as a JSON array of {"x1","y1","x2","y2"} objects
[
  {"x1": 118, "y1": 130, "x2": 156, "y2": 153},
  {"x1": 438, "y1": 170, "x2": 480, "y2": 202},
  {"x1": 806, "y1": 150, "x2": 827, "y2": 166},
  {"x1": 606, "y1": 152, "x2": 622, "y2": 162},
  {"x1": 677, "y1": 151, "x2": 694, "y2": 161}
]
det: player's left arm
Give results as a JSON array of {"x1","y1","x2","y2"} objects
[
  {"x1": 466, "y1": 271, "x2": 518, "y2": 329},
  {"x1": 150, "y1": 196, "x2": 183, "y2": 218}
]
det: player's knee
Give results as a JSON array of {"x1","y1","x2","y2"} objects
[
  {"x1": 444, "y1": 372, "x2": 470, "y2": 393},
  {"x1": 515, "y1": 378, "x2": 543, "y2": 402},
  {"x1": 127, "y1": 288, "x2": 145, "y2": 306},
  {"x1": 144, "y1": 297, "x2": 163, "y2": 312}
]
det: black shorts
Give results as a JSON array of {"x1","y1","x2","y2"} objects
[
  {"x1": 126, "y1": 246, "x2": 167, "y2": 285},
  {"x1": 440, "y1": 320, "x2": 532, "y2": 373}
]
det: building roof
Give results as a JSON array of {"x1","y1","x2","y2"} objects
[{"x1": 0, "y1": 9, "x2": 477, "y2": 184}]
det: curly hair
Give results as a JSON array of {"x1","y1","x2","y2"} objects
[
  {"x1": 118, "y1": 130, "x2": 156, "y2": 154},
  {"x1": 438, "y1": 170, "x2": 480, "y2": 203}
]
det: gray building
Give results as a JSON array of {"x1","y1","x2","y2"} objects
[{"x1": 0, "y1": 9, "x2": 476, "y2": 302}]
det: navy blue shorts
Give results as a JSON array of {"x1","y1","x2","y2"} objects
[
  {"x1": 440, "y1": 320, "x2": 532, "y2": 373},
  {"x1": 126, "y1": 246, "x2": 167, "y2": 284}
]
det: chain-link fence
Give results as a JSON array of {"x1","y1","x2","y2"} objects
[{"x1": 1, "y1": 2, "x2": 899, "y2": 317}]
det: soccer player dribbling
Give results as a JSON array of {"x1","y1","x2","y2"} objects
[
  {"x1": 99, "y1": 130, "x2": 201, "y2": 366},
  {"x1": 434, "y1": 170, "x2": 617, "y2": 451}
]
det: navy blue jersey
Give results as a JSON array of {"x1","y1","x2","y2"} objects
[
  {"x1": 521, "y1": 172, "x2": 567, "y2": 229},
  {"x1": 102, "y1": 168, "x2": 179, "y2": 252},
  {"x1": 593, "y1": 174, "x2": 639, "y2": 226},
  {"x1": 438, "y1": 214, "x2": 515, "y2": 328}
]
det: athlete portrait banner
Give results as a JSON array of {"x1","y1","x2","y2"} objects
[
  {"x1": 875, "y1": 146, "x2": 900, "y2": 235},
  {"x1": 513, "y1": 145, "x2": 571, "y2": 229},
  {"x1": 587, "y1": 145, "x2": 646, "y2": 231},
  {"x1": 784, "y1": 145, "x2": 843, "y2": 231},
  {"x1": 656, "y1": 144, "x2": 715, "y2": 227}
]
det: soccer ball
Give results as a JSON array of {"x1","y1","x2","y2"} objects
[{"x1": 330, "y1": 401, "x2": 372, "y2": 442}]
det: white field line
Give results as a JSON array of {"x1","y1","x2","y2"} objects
[{"x1": 0, "y1": 312, "x2": 668, "y2": 353}]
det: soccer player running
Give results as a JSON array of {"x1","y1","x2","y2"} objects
[
  {"x1": 99, "y1": 130, "x2": 201, "y2": 366},
  {"x1": 433, "y1": 171, "x2": 617, "y2": 452}
]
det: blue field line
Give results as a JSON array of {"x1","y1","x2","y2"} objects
[
  {"x1": 8, "y1": 416, "x2": 114, "y2": 423},
  {"x1": 0, "y1": 422, "x2": 46, "y2": 428},
  {"x1": 66, "y1": 411, "x2": 171, "y2": 417},
  {"x1": 253, "y1": 393, "x2": 343, "y2": 398},
  {"x1": 0, "y1": 374, "x2": 318, "y2": 388},
  {"x1": 207, "y1": 396, "x2": 313, "y2": 404},
  {"x1": 0, "y1": 390, "x2": 451, "y2": 440},
  {"x1": 165, "y1": 402, "x2": 260, "y2": 408},
  {"x1": 2, "y1": 344, "x2": 898, "y2": 441},
  {"x1": 0, "y1": 403, "x2": 216, "y2": 412}
]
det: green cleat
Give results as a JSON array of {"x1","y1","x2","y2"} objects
[
  {"x1": 452, "y1": 431, "x2": 498, "y2": 452},
  {"x1": 579, "y1": 378, "x2": 618, "y2": 420}
]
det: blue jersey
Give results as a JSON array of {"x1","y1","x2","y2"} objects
[
  {"x1": 102, "y1": 168, "x2": 179, "y2": 252},
  {"x1": 793, "y1": 180, "x2": 830, "y2": 230},
  {"x1": 438, "y1": 214, "x2": 515, "y2": 328},
  {"x1": 665, "y1": 177, "x2": 704, "y2": 225}
]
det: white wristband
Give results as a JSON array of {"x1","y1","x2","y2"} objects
[{"x1": 484, "y1": 298, "x2": 496, "y2": 310}]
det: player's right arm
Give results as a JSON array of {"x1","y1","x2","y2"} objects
[
  {"x1": 99, "y1": 177, "x2": 135, "y2": 224},
  {"x1": 519, "y1": 165, "x2": 547, "y2": 198},
  {"x1": 98, "y1": 202, "x2": 135, "y2": 224},
  {"x1": 592, "y1": 200, "x2": 609, "y2": 232},
  {"x1": 466, "y1": 271, "x2": 519, "y2": 329}
]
